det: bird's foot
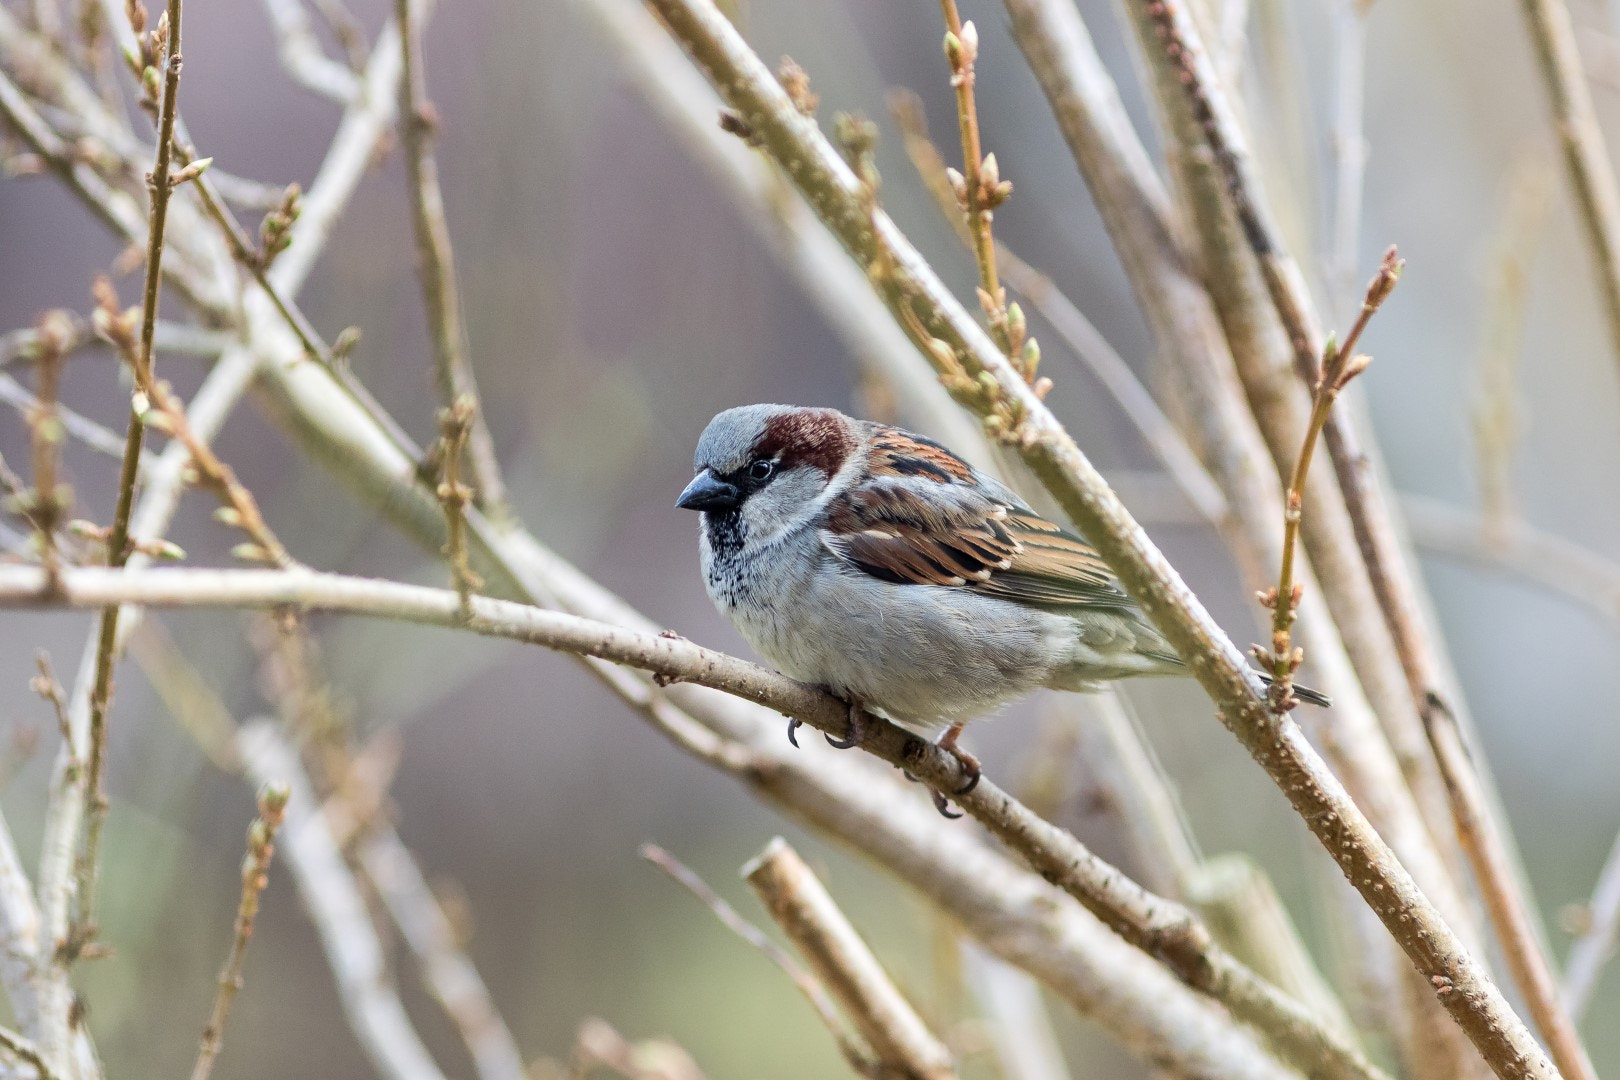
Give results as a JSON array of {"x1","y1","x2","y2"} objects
[
  {"x1": 824, "y1": 696, "x2": 869, "y2": 749},
  {"x1": 927, "y1": 724, "x2": 981, "y2": 818},
  {"x1": 786, "y1": 717, "x2": 802, "y2": 748},
  {"x1": 938, "y1": 724, "x2": 982, "y2": 796}
]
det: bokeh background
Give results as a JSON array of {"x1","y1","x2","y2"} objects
[{"x1": 2, "y1": 0, "x2": 1619, "y2": 1074}]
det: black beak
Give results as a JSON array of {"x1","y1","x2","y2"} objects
[{"x1": 676, "y1": 470, "x2": 742, "y2": 512}]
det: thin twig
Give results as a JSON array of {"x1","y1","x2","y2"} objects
[
  {"x1": 1256, "y1": 250, "x2": 1398, "y2": 708},
  {"x1": 1127, "y1": 7, "x2": 1574, "y2": 1074},
  {"x1": 432, "y1": 396, "x2": 482, "y2": 612},
  {"x1": 71, "y1": 0, "x2": 187, "y2": 1019},
  {"x1": 1518, "y1": 0, "x2": 1620, "y2": 370},
  {"x1": 889, "y1": 88, "x2": 1227, "y2": 528},
  {"x1": 936, "y1": 1, "x2": 1038, "y2": 387},
  {"x1": 0, "y1": 560, "x2": 1392, "y2": 1080},
  {"x1": 237, "y1": 721, "x2": 448, "y2": 1080},
  {"x1": 93, "y1": 278, "x2": 299, "y2": 569},
  {"x1": 357, "y1": 828, "x2": 527, "y2": 1080},
  {"x1": 640, "y1": 844, "x2": 879, "y2": 1078},
  {"x1": 260, "y1": 0, "x2": 362, "y2": 102},
  {"x1": 394, "y1": 0, "x2": 507, "y2": 517},
  {"x1": 1563, "y1": 822, "x2": 1620, "y2": 1022},
  {"x1": 0, "y1": 373, "x2": 161, "y2": 466},
  {"x1": 190, "y1": 782, "x2": 289, "y2": 1080},
  {"x1": 635, "y1": 2, "x2": 1556, "y2": 1071}
]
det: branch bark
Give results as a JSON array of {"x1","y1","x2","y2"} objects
[{"x1": 635, "y1": 0, "x2": 1556, "y2": 1072}]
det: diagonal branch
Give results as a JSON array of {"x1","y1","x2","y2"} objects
[
  {"x1": 1518, "y1": 0, "x2": 1620, "y2": 371},
  {"x1": 635, "y1": 0, "x2": 1555, "y2": 1072},
  {"x1": 394, "y1": 0, "x2": 507, "y2": 518},
  {"x1": 0, "y1": 560, "x2": 1391, "y2": 1080}
]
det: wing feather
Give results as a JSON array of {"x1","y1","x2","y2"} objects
[{"x1": 821, "y1": 428, "x2": 1134, "y2": 611}]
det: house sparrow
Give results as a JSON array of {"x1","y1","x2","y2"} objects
[{"x1": 677, "y1": 404, "x2": 1326, "y2": 812}]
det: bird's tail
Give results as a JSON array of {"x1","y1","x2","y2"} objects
[{"x1": 1255, "y1": 671, "x2": 1332, "y2": 708}]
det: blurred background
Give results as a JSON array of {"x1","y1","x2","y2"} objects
[{"x1": 2, "y1": 0, "x2": 1620, "y2": 1074}]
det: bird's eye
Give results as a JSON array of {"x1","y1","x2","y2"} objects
[{"x1": 748, "y1": 458, "x2": 776, "y2": 481}]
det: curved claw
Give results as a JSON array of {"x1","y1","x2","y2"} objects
[
  {"x1": 954, "y1": 765, "x2": 982, "y2": 797},
  {"x1": 786, "y1": 717, "x2": 802, "y2": 749},
  {"x1": 931, "y1": 790, "x2": 963, "y2": 819},
  {"x1": 823, "y1": 697, "x2": 868, "y2": 750}
]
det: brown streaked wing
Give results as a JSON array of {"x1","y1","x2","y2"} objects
[
  {"x1": 823, "y1": 484, "x2": 1019, "y2": 587},
  {"x1": 974, "y1": 511, "x2": 1132, "y2": 609},
  {"x1": 822, "y1": 477, "x2": 1135, "y2": 610},
  {"x1": 865, "y1": 426, "x2": 977, "y2": 484}
]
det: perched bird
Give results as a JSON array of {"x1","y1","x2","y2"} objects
[{"x1": 676, "y1": 404, "x2": 1326, "y2": 812}]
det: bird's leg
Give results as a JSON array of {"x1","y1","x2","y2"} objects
[
  {"x1": 925, "y1": 724, "x2": 981, "y2": 819},
  {"x1": 823, "y1": 696, "x2": 869, "y2": 749},
  {"x1": 937, "y1": 723, "x2": 982, "y2": 796}
]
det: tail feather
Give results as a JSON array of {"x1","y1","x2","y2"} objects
[{"x1": 1255, "y1": 671, "x2": 1332, "y2": 708}]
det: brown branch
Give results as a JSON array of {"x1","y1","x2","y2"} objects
[
  {"x1": 742, "y1": 837, "x2": 955, "y2": 1080},
  {"x1": 0, "y1": 560, "x2": 1389, "y2": 1080},
  {"x1": 1125, "y1": 5, "x2": 1576, "y2": 1075},
  {"x1": 1423, "y1": 695, "x2": 1597, "y2": 1080},
  {"x1": 432, "y1": 396, "x2": 483, "y2": 611},
  {"x1": 394, "y1": 0, "x2": 507, "y2": 518},
  {"x1": 214, "y1": 352, "x2": 1315, "y2": 1074},
  {"x1": 1118, "y1": 5, "x2": 1472, "y2": 973},
  {"x1": 190, "y1": 782, "x2": 288, "y2": 1080},
  {"x1": 92, "y1": 279, "x2": 299, "y2": 570},
  {"x1": 935, "y1": 1, "x2": 1037, "y2": 386},
  {"x1": 67, "y1": 0, "x2": 187, "y2": 1019},
  {"x1": 634, "y1": 1, "x2": 1555, "y2": 1072},
  {"x1": 888, "y1": 90, "x2": 1227, "y2": 527},
  {"x1": 640, "y1": 844, "x2": 881, "y2": 1079},
  {"x1": 1257, "y1": 250, "x2": 1397, "y2": 708},
  {"x1": 1517, "y1": 0, "x2": 1620, "y2": 370}
]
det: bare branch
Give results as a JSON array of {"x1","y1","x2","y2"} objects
[
  {"x1": 357, "y1": 827, "x2": 526, "y2": 1080},
  {"x1": 260, "y1": 0, "x2": 362, "y2": 102},
  {"x1": 1563, "y1": 823, "x2": 1620, "y2": 1022},
  {"x1": 0, "y1": 560, "x2": 1390, "y2": 1080},
  {"x1": 1518, "y1": 0, "x2": 1620, "y2": 370},
  {"x1": 641, "y1": 844, "x2": 878, "y2": 1078},
  {"x1": 394, "y1": 0, "x2": 507, "y2": 516},
  {"x1": 190, "y1": 783, "x2": 289, "y2": 1080},
  {"x1": 638, "y1": 1, "x2": 1549, "y2": 1071},
  {"x1": 238, "y1": 721, "x2": 448, "y2": 1080},
  {"x1": 743, "y1": 838, "x2": 955, "y2": 1080}
]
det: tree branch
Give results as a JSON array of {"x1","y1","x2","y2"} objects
[
  {"x1": 637, "y1": 0, "x2": 1550, "y2": 1072},
  {"x1": 0, "y1": 560, "x2": 1390, "y2": 1080}
]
